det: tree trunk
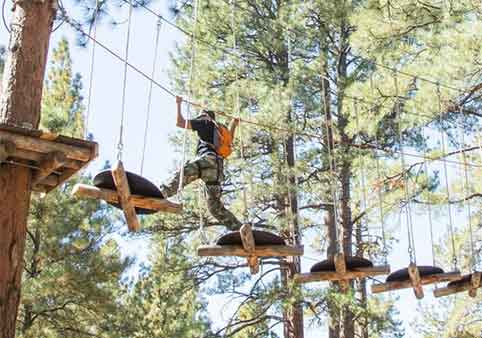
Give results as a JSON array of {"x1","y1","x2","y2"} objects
[
  {"x1": 356, "y1": 221, "x2": 369, "y2": 338},
  {"x1": 0, "y1": 2, "x2": 56, "y2": 338},
  {"x1": 321, "y1": 72, "x2": 342, "y2": 338},
  {"x1": 282, "y1": 129, "x2": 304, "y2": 338}
]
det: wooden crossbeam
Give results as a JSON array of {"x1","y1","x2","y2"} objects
[
  {"x1": 112, "y1": 161, "x2": 141, "y2": 232},
  {"x1": 294, "y1": 265, "x2": 390, "y2": 284},
  {"x1": 371, "y1": 271, "x2": 461, "y2": 295},
  {"x1": 72, "y1": 184, "x2": 182, "y2": 214},
  {"x1": 408, "y1": 263, "x2": 424, "y2": 299},
  {"x1": 0, "y1": 140, "x2": 16, "y2": 162},
  {"x1": 240, "y1": 224, "x2": 259, "y2": 274},
  {"x1": 433, "y1": 272, "x2": 482, "y2": 298},
  {"x1": 32, "y1": 151, "x2": 66, "y2": 185},
  {"x1": 197, "y1": 245, "x2": 304, "y2": 258}
]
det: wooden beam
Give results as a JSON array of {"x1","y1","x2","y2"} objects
[
  {"x1": 72, "y1": 184, "x2": 182, "y2": 214},
  {"x1": 408, "y1": 263, "x2": 424, "y2": 299},
  {"x1": 111, "y1": 161, "x2": 141, "y2": 232},
  {"x1": 197, "y1": 245, "x2": 304, "y2": 258},
  {"x1": 32, "y1": 151, "x2": 66, "y2": 185},
  {"x1": 372, "y1": 271, "x2": 461, "y2": 294},
  {"x1": 0, "y1": 140, "x2": 16, "y2": 162},
  {"x1": 294, "y1": 265, "x2": 390, "y2": 284}
]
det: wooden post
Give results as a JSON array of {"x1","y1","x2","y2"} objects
[
  {"x1": 240, "y1": 224, "x2": 259, "y2": 274},
  {"x1": 334, "y1": 253, "x2": 349, "y2": 292},
  {"x1": 111, "y1": 160, "x2": 141, "y2": 232},
  {"x1": 469, "y1": 272, "x2": 481, "y2": 298},
  {"x1": 408, "y1": 264, "x2": 424, "y2": 299},
  {"x1": 0, "y1": 2, "x2": 57, "y2": 338}
]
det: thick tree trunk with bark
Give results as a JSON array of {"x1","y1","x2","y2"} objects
[{"x1": 0, "y1": 2, "x2": 56, "y2": 338}]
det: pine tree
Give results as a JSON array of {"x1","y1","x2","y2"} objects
[{"x1": 169, "y1": 1, "x2": 405, "y2": 337}]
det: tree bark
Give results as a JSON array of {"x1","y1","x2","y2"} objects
[
  {"x1": 0, "y1": 2, "x2": 56, "y2": 338},
  {"x1": 282, "y1": 129, "x2": 304, "y2": 338}
]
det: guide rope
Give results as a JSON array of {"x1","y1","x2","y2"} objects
[{"x1": 117, "y1": 0, "x2": 134, "y2": 161}]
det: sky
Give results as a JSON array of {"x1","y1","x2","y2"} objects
[{"x1": 0, "y1": 1, "x2": 471, "y2": 337}]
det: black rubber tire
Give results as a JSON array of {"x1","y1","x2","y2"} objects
[
  {"x1": 93, "y1": 170, "x2": 163, "y2": 215},
  {"x1": 386, "y1": 266, "x2": 444, "y2": 282},
  {"x1": 310, "y1": 256, "x2": 373, "y2": 273},
  {"x1": 217, "y1": 230, "x2": 286, "y2": 246}
]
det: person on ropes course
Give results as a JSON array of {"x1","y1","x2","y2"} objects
[{"x1": 160, "y1": 96, "x2": 242, "y2": 230}]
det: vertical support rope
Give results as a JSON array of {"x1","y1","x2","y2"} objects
[
  {"x1": 458, "y1": 108, "x2": 475, "y2": 271},
  {"x1": 421, "y1": 125, "x2": 437, "y2": 267},
  {"x1": 117, "y1": 0, "x2": 134, "y2": 161},
  {"x1": 178, "y1": 0, "x2": 199, "y2": 196},
  {"x1": 85, "y1": 0, "x2": 100, "y2": 139},
  {"x1": 436, "y1": 84, "x2": 458, "y2": 270},
  {"x1": 141, "y1": 17, "x2": 163, "y2": 175},
  {"x1": 371, "y1": 76, "x2": 389, "y2": 265},
  {"x1": 231, "y1": 0, "x2": 249, "y2": 223},
  {"x1": 394, "y1": 74, "x2": 416, "y2": 264},
  {"x1": 375, "y1": 133, "x2": 389, "y2": 265},
  {"x1": 354, "y1": 99, "x2": 371, "y2": 259},
  {"x1": 321, "y1": 76, "x2": 341, "y2": 254}
]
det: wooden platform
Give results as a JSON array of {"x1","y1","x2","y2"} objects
[
  {"x1": 433, "y1": 272, "x2": 482, "y2": 298},
  {"x1": 197, "y1": 224, "x2": 304, "y2": 274},
  {"x1": 0, "y1": 124, "x2": 98, "y2": 193},
  {"x1": 371, "y1": 264, "x2": 461, "y2": 299},
  {"x1": 294, "y1": 254, "x2": 390, "y2": 292}
]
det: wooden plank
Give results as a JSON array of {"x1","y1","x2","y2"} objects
[
  {"x1": 197, "y1": 245, "x2": 304, "y2": 257},
  {"x1": 72, "y1": 184, "x2": 182, "y2": 214},
  {"x1": 0, "y1": 140, "x2": 16, "y2": 162},
  {"x1": 0, "y1": 124, "x2": 98, "y2": 154},
  {"x1": 111, "y1": 161, "x2": 141, "y2": 232},
  {"x1": 294, "y1": 265, "x2": 390, "y2": 284},
  {"x1": 0, "y1": 129, "x2": 94, "y2": 162},
  {"x1": 372, "y1": 271, "x2": 461, "y2": 294},
  {"x1": 408, "y1": 263, "x2": 424, "y2": 299},
  {"x1": 433, "y1": 272, "x2": 482, "y2": 298},
  {"x1": 32, "y1": 151, "x2": 66, "y2": 185},
  {"x1": 434, "y1": 281, "x2": 469, "y2": 297}
]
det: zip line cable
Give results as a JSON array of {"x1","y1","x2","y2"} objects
[
  {"x1": 125, "y1": 0, "x2": 479, "y2": 96},
  {"x1": 57, "y1": 7, "x2": 482, "y2": 170}
]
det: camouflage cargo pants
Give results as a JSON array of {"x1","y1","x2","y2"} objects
[{"x1": 160, "y1": 155, "x2": 242, "y2": 230}]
